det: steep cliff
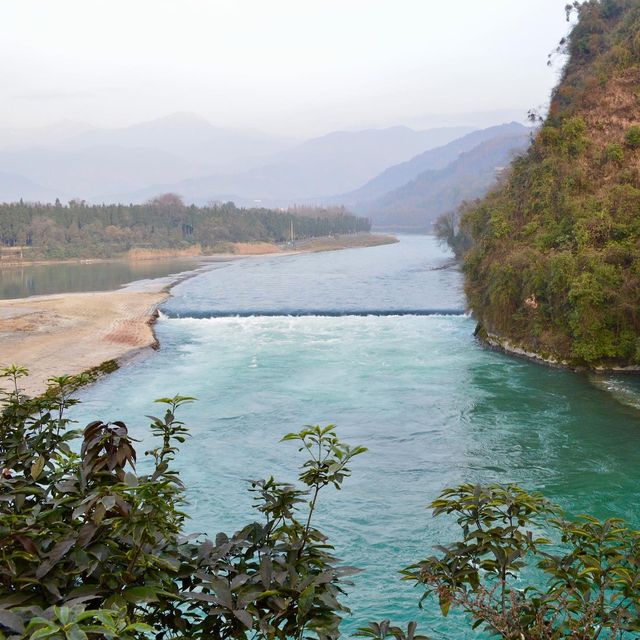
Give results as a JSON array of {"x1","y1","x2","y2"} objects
[{"x1": 463, "y1": 0, "x2": 640, "y2": 368}]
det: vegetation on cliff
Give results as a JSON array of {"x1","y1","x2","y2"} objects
[
  {"x1": 458, "y1": 0, "x2": 640, "y2": 367},
  {"x1": 0, "y1": 196, "x2": 370, "y2": 260}
]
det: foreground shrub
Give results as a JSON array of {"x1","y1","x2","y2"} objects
[
  {"x1": 405, "y1": 483, "x2": 640, "y2": 638},
  {"x1": 0, "y1": 366, "x2": 377, "y2": 639},
  {"x1": 2, "y1": 365, "x2": 640, "y2": 638}
]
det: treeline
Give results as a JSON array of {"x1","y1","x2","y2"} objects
[
  {"x1": 452, "y1": 0, "x2": 640, "y2": 367},
  {"x1": 0, "y1": 195, "x2": 370, "y2": 259}
]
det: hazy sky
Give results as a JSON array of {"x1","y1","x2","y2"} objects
[{"x1": 3, "y1": 0, "x2": 573, "y2": 136}]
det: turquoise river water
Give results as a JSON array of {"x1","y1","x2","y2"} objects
[{"x1": 72, "y1": 235, "x2": 640, "y2": 637}]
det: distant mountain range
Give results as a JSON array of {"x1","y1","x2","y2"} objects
[
  {"x1": 0, "y1": 113, "x2": 293, "y2": 202},
  {"x1": 331, "y1": 122, "x2": 533, "y2": 230},
  {"x1": 330, "y1": 122, "x2": 529, "y2": 207},
  {"x1": 120, "y1": 124, "x2": 475, "y2": 205},
  {"x1": 0, "y1": 113, "x2": 474, "y2": 204},
  {"x1": 0, "y1": 113, "x2": 530, "y2": 230},
  {"x1": 356, "y1": 126, "x2": 531, "y2": 230},
  {"x1": 0, "y1": 146, "x2": 204, "y2": 202},
  {"x1": 0, "y1": 172, "x2": 62, "y2": 203},
  {"x1": 55, "y1": 112, "x2": 290, "y2": 172}
]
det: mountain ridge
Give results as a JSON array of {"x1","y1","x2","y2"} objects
[
  {"x1": 361, "y1": 130, "x2": 532, "y2": 230},
  {"x1": 98, "y1": 125, "x2": 476, "y2": 205},
  {"x1": 0, "y1": 115, "x2": 475, "y2": 204},
  {"x1": 331, "y1": 122, "x2": 530, "y2": 208}
]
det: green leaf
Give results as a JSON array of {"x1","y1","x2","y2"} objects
[
  {"x1": 298, "y1": 585, "x2": 316, "y2": 618},
  {"x1": 29, "y1": 626, "x2": 58, "y2": 640},
  {"x1": 439, "y1": 595, "x2": 451, "y2": 617},
  {"x1": 65, "y1": 625, "x2": 88, "y2": 640},
  {"x1": 122, "y1": 586, "x2": 159, "y2": 603},
  {"x1": 124, "y1": 623, "x2": 155, "y2": 632},
  {"x1": 54, "y1": 606, "x2": 71, "y2": 625}
]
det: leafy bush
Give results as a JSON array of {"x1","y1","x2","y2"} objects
[
  {"x1": 4, "y1": 366, "x2": 640, "y2": 638},
  {"x1": 404, "y1": 483, "x2": 640, "y2": 638},
  {"x1": 624, "y1": 125, "x2": 640, "y2": 149},
  {"x1": 604, "y1": 143, "x2": 624, "y2": 164},
  {"x1": 0, "y1": 366, "x2": 378, "y2": 639}
]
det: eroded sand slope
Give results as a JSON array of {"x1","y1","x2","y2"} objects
[{"x1": 0, "y1": 288, "x2": 167, "y2": 396}]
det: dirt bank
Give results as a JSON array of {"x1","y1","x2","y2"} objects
[{"x1": 0, "y1": 287, "x2": 167, "y2": 397}]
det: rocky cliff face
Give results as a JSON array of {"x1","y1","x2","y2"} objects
[{"x1": 462, "y1": 0, "x2": 640, "y2": 368}]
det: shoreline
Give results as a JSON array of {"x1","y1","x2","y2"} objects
[
  {"x1": 479, "y1": 326, "x2": 640, "y2": 375},
  {"x1": 0, "y1": 233, "x2": 396, "y2": 397},
  {"x1": 0, "y1": 287, "x2": 170, "y2": 398},
  {"x1": 0, "y1": 233, "x2": 397, "y2": 268}
]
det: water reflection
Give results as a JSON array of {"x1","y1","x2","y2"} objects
[{"x1": 0, "y1": 258, "x2": 201, "y2": 299}]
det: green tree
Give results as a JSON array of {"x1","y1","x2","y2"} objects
[
  {"x1": 0, "y1": 200, "x2": 371, "y2": 260},
  {"x1": 433, "y1": 204, "x2": 473, "y2": 259}
]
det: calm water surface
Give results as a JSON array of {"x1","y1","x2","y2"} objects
[
  {"x1": 0, "y1": 258, "x2": 201, "y2": 299},
  {"x1": 73, "y1": 235, "x2": 640, "y2": 637}
]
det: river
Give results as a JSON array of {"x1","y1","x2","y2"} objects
[
  {"x1": 72, "y1": 234, "x2": 640, "y2": 637},
  {"x1": 0, "y1": 257, "x2": 201, "y2": 299}
]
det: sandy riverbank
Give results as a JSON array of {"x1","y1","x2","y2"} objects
[
  {"x1": 0, "y1": 233, "x2": 397, "y2": 396},
  {"x1": 0, "y1": 287, "x2": 168, "y2": 397}
]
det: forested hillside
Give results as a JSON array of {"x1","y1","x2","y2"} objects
[
  {"x1": 461, "y1": 0, "x2": 640, "y2": 367},
  {"x1": 0, "y1": 196, "x2": 370, "y2": 260}
]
